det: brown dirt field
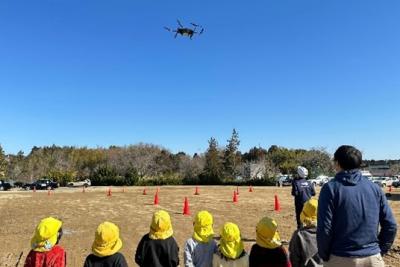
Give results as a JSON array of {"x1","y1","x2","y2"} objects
[{"x1": 0, "y1": 186, "x2": 399, "y2": 267}]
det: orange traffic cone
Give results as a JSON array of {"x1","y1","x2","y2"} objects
[
  {"x1": 249, "y1": 185, "x2": 253, "y2": 192},
  {"x1": 236, "y1": 186, "x2": 239, "y2": 195},
  {"x1": 274, "y1": 194, "x2": 280, "y2": 212},
  {"x1": 122, "y1": 187, "x2": 125, "y2": 193},
  {"x1": 143, "y1": 188, "x2": 147, "y2": 195},
  {"x1": 82, "y1": 187, "x2": 85, "y2": 193},
  {"x1": 183, "y1": 197, "x2": 190, "y2": 215},
  {"x1": 47, "y1": 189, "x2": 51, "y2": 196},
  {"x1": 194, "y1": 186, "x2": 200, "y2": 195},
  {"x1": 33, "y1": 186, "x2": 36, "y2": 193},
  {"x1": 233, "y1": 191, "x2": 238, "y2": 203},
  {"x1": 389, "y1": 185, "x2": 393, "y2": 193},
  {"x1": 107, "y1": 187, "x2": 112, "y2": 197},
  {"x1": 154, "y1": 191, "x2": 159, "y2": 205}
]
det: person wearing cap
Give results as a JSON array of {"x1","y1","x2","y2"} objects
[
  {"x1": 249, "y1": 217, "x2": 291, "y2": 267},
  {"x1": 289, "y1": 198, "x2": 322, "y2": 267},
  {"x1": 83, "y1": 221, "x2": 128, "y2": 267},
  {"x1": 24, "y1": 217, "x2": 66, "y2": 267},
  {"x1": 184, "y1": 210, "x2": 217, "y2": 267},
  {"x1": 317, "y1": 145, "x2": 397, "y2": 267},
  {"x1": 292, "y1": 166, "x2": 315, "y2": 229},
  {"x1": 212, "y1": 222, "x2": 249, "y2": 267},
  {"x1": 135, "y1": 210, "x2": 179, "y2": 267}
]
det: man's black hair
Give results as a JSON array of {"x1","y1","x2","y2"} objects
[
  {"x1": 334, "y1": 145, "x2": 362, "y2": 170},
  {"x1": 56, "y1": 228, "x2": 63, "y2": 245}
]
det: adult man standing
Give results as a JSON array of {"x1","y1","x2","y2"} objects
[
  {"x1": 292, "y1": 166, "x2": 315, "y2": 229},
  {"x1": 317, "y1": 145, "x2": 397, "y2": 267}
]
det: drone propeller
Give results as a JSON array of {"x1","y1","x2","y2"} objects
[
  {"x1": 177, "y1": 19, "x2": 184, "y2": 28},
  {"x1": 164, "y1": 27, "x2": 172, "y2": 32},
  {"x1": 190, "y1": 23, "x2": 200, "y2": 27},
  {"x1": 199, "y1": 28, "x2": 204, "y2": 35}
]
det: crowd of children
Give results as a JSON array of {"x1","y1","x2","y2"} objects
[{"x1": 24, "y1": 199, "x2": 321, "y2": 267}]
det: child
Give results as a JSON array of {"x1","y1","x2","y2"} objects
[
  {"x1": 184, "y1": 210, "x2": 217, "y2": 267},
  {"x1": 24, "y1": 217, "x2": 66, "y2": 267},
  {"x1": 83, "y1": 221, "x2": 128, "y2": 267},
  {"x1": 249, "y1": 217, "x2": 291, "y2": 267},
  {"x1": 213, "y1": 222, "x2": 249, "y2": 267},
  {"x1": 289, "y1": 198, "x2": 322, "y2": 267},
  {"x1": 135, "y1": 210, "x2": 179, "y2": 267}
]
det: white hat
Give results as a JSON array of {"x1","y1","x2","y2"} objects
[{"x1": 297, "y1": 166, "x2": 308, "y2": 178}]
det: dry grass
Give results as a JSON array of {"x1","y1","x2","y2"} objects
[{"x1": 0, "y1": 186, "x2": 398, "y2": 266}]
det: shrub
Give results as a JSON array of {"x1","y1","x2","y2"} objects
[{"x1": 124, "y1": 167, "x2": 140, "y2": 186}]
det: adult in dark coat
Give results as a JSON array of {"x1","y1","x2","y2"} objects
[
  {"x1": 292, "y1": 166, "x2": 315, "y2": 229},
  {"x1": 317, "y1": 145, "x2": 397, "y2": 267}
]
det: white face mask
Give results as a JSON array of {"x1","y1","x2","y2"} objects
[{"x1": 44, "y1": 240, "x2": 53, "y2": 250}]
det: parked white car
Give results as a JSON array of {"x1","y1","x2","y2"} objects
[
  {"x1": 320, "y1": 177, "x2": 334, "y2": 186},
  {"x1": 309, "y1": 175, "x2": 329, "y2": 187},
  {"x1": 373, "y1": 177, "x2": 398, "y2": 187},
  {"x1": 67, "y1": 179, "x2": 91, "y2": 187}
]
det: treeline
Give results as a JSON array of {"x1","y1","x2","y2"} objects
[
  {"x1": 363, "y1": 159, "x2": 400, "y2": 166},
  {"x1": 0, "y1": 130, "x2": 336, "y2": 186}
]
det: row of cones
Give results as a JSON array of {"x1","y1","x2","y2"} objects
[
  {"x1": 153, "y1": 189, "x2": 280, "y2": 214},
  {"x1": 193, "y1": 186, "x2": 253, "y2": 195},
  {"x1": 153, "y1": 191, "x2": 190, "y2": 215},
  {"x1": 143, "y1": 185, "x2": 254, "y2": 197},
  {"x1": 106, "y1": 187, "x2": 125, "y2": 197},
  {"x1": 152, "y1": 193, "x2": 190, "y2": 215},
  {"x1": 232, "y1": 186, "x2": 253, "y2": 202},
  {"x1": 34, "y1": 184, "x2": 281, "y2": 213},
  {"x1": 39, "y1": 185, "x2": 254, "y2": 196},
  {"x1": 31, "y1": 187, "x2": 53, "y2": 196},
  {"x1": 34, "y1": 186, "x2": 125, "y2": 196},
  {"x1": 232, "y1": 190, "x2": 280, "y2": 211},
  {"x1": 32, "y1": 187, "x2": 52, "y2": 195}
]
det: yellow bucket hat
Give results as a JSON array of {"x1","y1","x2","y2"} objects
[
  {"x1": 300, "y1": 198, "x2": 318, "y2": 227},
  {"x1": 92, "y1": 222, "x2": 123, "y2": 257},
  {"x1": 193, "y1": 210, "x2": 214, "y2": 243},
  {"x1": 256, "y1": 217, "x2": 281, "y2": 249},
  {"x1": 149, "y1": 210, "x2": 173, "y2": 240},
  {"x1": 219, "y1": 222, "x2": 244, "y2": 260},
  {"x1": 31, "y1": 217, "x2": 63, "y2": 252}
]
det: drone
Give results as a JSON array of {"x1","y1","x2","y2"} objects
[{"x1": 164, "y1": 20, "x2": 204, "y2": 39}]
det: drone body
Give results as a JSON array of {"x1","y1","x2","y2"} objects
[{"x1": 165, "y1": 20, "x2": 204, "y2": 39}]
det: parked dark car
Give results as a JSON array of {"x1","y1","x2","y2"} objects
[
  {"x1": 0, "y1": 180, "x2": 12, "y2": 191},
  {"x1": 393, "y1": 180, "x2": 400, "y2": 188},
  {"x1": 24, "y1": 179, "x2": 59, "y2": 190},
  {"x1": 13, "y1": 181, "x2": 25, "y2": 188}
]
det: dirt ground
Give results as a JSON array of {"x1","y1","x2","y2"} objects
[{"x1": 0, "y1": 186, "x2": 398, "y2": 267}]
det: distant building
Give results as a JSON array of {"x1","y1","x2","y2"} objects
[{"x1": 367, "y1": 164, "x2": 392, "y2": 176}]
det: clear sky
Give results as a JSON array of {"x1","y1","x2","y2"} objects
[{"x1": 1, "y1": 0, "x2": 399, "y2": 159}]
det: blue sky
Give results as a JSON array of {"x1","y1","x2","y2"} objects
[{"x1": 1, "y1": 0, "x2": 399, "y2": 159}]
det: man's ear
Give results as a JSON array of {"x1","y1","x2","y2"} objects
[{"x1": 334, "y1": 161, "x2": 342, "y2": 172}]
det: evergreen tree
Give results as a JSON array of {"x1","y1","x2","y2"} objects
[
  {"x1": 0, "y1": 145, "x2": 7, "y2": 178},
  {"x1": 223, "y1": 129, "x2": 241, "y2": 180},
  {"x1": 201, "y1": 137, "x2": 223, "y2": 184}
]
